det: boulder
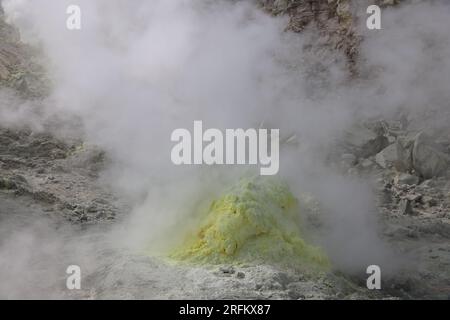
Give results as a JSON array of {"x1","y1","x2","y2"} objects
[
  {"x1": 395, "y1": 135, "x2": 415, "y2": 172},
  {"x1": 345, "y1": 125, "x2": 389, "y2": 158},
  {"x1": 375, "y1": 144, "x2": 398, "y2": 169},
  {"x1": 395, "y1": 173, "x2": 419, "y2": 186},
  {"x1": 412, "y1": 132, "x2": 450, "y2": 179}
]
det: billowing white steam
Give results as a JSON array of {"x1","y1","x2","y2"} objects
[{"x1": 1, "y1": 0, "x2": 450, "y2": 296}]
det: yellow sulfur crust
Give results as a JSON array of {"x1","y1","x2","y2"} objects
[{"x1": 170, "y1": 177, "x2": 329, "y2": 269}]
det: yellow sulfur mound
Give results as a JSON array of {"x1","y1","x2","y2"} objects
[{"x1": 170, "y1": 177, "x2": 329, "y2": 269}]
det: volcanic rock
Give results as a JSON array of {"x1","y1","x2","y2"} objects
[
  {"x1": 399, "y1": 199, "x2": 414, "y2": 215},
  {"x1": 345, "y1": 125, "x2": 389, "y2": 158},
  {"x1": 375, "y1": 144, "x2": 398, "y2": 169},
  {"x1": 412, "y1": 132, "x2": 450, "y2": 179},
  {"x1": 395, "y1": 173, "x2": 419, "y2": 186}
]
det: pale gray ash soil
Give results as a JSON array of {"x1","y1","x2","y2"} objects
[{"x1": 1, "y1": 1, "x2": 449, "y2": 299}]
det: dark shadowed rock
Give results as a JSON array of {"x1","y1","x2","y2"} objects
[
  {"x1": 396, "y1": 135, "x2": 415, "y2": 172},
  {"x1": 345, "y1": 125, "x2": 389, "y2": 158},
  {"x1": 399, "y1": 199, "x2": 414, "y2": 215}
]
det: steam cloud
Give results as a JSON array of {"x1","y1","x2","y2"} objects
[{"x1": 1, "y1": 0, "x2": 450, "y2": 297}]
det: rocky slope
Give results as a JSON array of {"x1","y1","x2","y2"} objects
[{"x1": 0, "y1": 5, "x2": 48, "y2": 97}]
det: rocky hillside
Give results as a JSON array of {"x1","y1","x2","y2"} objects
[
  {"x1": 0, "y1": 4, "x2": 123, "y2": 223},
  {"x1": 0, "y1": 4, "x2": 47, "y2": 96}
]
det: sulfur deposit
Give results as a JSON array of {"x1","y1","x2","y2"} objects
[{"x1": 170, "y1": 177, "x2": 329, "y2": 269}]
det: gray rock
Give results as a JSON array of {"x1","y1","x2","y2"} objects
[
  {"x1": 360, "y1": 158, "x2": 375, "y2": 169},
  {"x1": 272, "y1": 0, "x2": 289, "y2": 11},
  {"x1": 399, "y1": 199, "x2": 414, "y2": 215},
  {"x1": 396, "y1": 135, "x2": 415, "y2": 172},
  {"x1": 420, "y1": 179, "x2": 436, "y2": 188},
  {"x1": 421, "y1": 196, "x2": 437, "y2": 207},
  {"x1": 405, "y1": 193, "x2": 421, "y2": 202},
  {"x1": 387, "y1": 136, "x2": 396, "y2": 144},
  {"x1": 220, "y1": 266, "x2": 235, "y2": 275},
  {"x1": 395, "y1": 173, "x2": 419, "y2": 186},
  {"x1": 0, "y1": 174, "x2": 28, "y2": 190},
  {"x1": 412, "y1": 132, "x2": 450, "y2": 179},
  {"x1": 345, "y1": 125, "x2": 389, "y2": 158},
  {"x1": 375, "y1": 144, "x2": 398, "y2": 169}
]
